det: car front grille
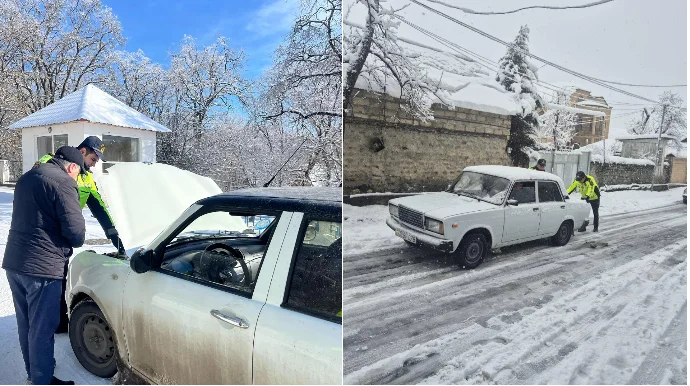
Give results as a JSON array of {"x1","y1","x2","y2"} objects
[{"x1": 399, "y1": 206, "x2": 424, "y2": 229}]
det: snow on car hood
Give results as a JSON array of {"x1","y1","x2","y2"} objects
[
  {"x1": 96, "y1": 163, "x2": 222, "y2": 253},
  {"x1": 390, "y1": 192, "x2": 498, "y2": 218}
]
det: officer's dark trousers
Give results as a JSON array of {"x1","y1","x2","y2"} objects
[
  {"x1": 6, "y1": 270, "x2": 61, "y2": 385},
  {"x1": 590, "y1": 199, "x2": 600, "y2": 229}
]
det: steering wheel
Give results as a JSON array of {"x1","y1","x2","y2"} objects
[{"x1": 199, "y1": 243, "x2": 252, "y2": 287}]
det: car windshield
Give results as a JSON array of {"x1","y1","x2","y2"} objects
[
  {"x1": 451, "y1": 171, "x2": 510, "y2": 205},
  {"x1": 171, "y1": 214, "x2": 276, "y2": 244}
]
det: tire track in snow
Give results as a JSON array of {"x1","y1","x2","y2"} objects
[{"x1": 343, "y1": 204, "x2": 687, "y2": 384}]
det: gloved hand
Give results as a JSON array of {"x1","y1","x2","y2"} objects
[
  {"x1": 580, "y1": 197, "x2": 586, "y2": 200},
  {"x1": 106, "y1": 228, "x2": 127, "y2": 256}
]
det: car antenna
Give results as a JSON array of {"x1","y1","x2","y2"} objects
[{"x1": 263, "y1": 137, "x2": 309, "y2": 187}]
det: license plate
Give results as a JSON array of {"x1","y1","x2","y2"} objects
[{"x1": 396, "y1": 229, "x2": 417, "y2": 244}]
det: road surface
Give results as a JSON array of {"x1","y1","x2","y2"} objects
[{"x1": 343, "y1": 203, "x2": 687, "y2": 384}]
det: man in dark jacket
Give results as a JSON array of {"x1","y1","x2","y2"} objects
[{"x1": 2, "y1": 146, "x2": 86, "y2": 385}]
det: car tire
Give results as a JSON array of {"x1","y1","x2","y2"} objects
[
  {"x1": 454, "y1": 233, "x2": 487, "y2": 269},
  {"x1": 69, "y1": 300, "x2": 118, "y2": 378},
  {"x1": 551, "y1": 221, "x2": 572, "y2": 246}
]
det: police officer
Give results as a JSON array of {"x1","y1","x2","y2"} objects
[
  {"x1": 35, "y1": 136, "x2": 125, "y2": 333},
  {"x1": 3, "y1": 146, "x2": 86, "y2": 385},
  {"x1": 567, "y1": 171, "x2": 600, "y2": 232},
  {"x1": 529, "y1": 159, "x2": 546, "y2": 171}
]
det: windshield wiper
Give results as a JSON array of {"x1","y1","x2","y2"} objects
[{"x1": 169, "y1": 233, "x2": 244, "y2": 246}]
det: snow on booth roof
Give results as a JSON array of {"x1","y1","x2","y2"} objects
[
  {"x1": 9, "y1": 84, "x2": 171, "y2": 132},
  {"x1": 344, "y1": 9, "x2": 521, "y2": 116}
]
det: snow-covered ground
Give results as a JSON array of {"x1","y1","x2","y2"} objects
[
  {"x1": 0, "y1": 187, "x2": 115, "y2": 385},
  {"x1": 343, "y1": 187, "x2": 687, "y2": 384}
]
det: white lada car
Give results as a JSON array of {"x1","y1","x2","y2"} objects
[
  {"x1": 387, "y1": 165, "x2": 590, "y2": 269},
  {"x1": 66, "y1": 163, "x2": 342, "y2": 385}
]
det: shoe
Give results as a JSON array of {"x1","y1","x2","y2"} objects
[
  {"x1": 577, "y1": 227, "x2": 587, "y2": 232},
  {"x1": 50, "y1": 376, "x2": 74, "y2": 385},
  {"x1": 593, "y1": 228, "x2": 599, "y2": 232}
]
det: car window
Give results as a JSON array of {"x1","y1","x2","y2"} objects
[
  {"x1": 538, "y1": 181, "x2": 564, "y2": 202},
  {"x1": 284, "y1": 219, "x2": 342, "y2": 323},
  {"x1": 451, "y1": 171, "x2": 511, "y2": 204},
  {"x1": 160, "y1": 210, "x2": 279, "y2": 295},
  {"x1": 508, "y1": 181, "x2": 536, "y2": 204}
]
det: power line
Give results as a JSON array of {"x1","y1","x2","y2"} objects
[
  {"x1": 397, "y1": 16, "x2": 645, "y2": 116},
  {"x1": 410, "y1": 0, "x2": 661, "y2": 104},
  {"x1": 422, "y1": 0, "x2": 615, "y2": 15}
]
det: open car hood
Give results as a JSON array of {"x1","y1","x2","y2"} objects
[{"x1": 96, "y1": 163, "x2": 222, "y2": 254}]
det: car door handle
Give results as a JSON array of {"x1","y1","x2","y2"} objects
[
  {"x1": 210, "y1": 309, "x2": 249, "y2": 329},
  {"x1": 560, "y1": 205, "x2": 566, "y2": 209},
  {"x1": 533, "y1": 208, "x2": 539, "y2": 211}
]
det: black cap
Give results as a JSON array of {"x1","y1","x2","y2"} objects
[
  {"x1": 537, "y1": 159, "x2": 546, "y2": 166},
  {"x1": 576, "y1": 171, "x2": 586, "y2": 180},
  {"x1": 54, "y1": 146, "x2": 87, "y2": 175},
  {"x1": 77, "y1": 136, "x2": 105, "y2": 161}
]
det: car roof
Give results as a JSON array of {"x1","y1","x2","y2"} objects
[
  {"x1": 196, "y1": 187, "x2": 341, "y2": 217},
  {"x1": 463, "y1": 165, "x2": 565, "y2": 184}
]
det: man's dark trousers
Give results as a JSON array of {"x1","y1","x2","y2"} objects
[
  {"x1": 589, "y1": 199, "x2": 600, "y2": 230},
  {"x1": 6, "y1": 270, "x2": 61, "y2": 385}
]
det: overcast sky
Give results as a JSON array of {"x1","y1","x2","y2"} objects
[{"x1": 346, "y1": 0, "x2": 687, "y2": 138}]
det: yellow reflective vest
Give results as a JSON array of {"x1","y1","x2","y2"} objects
[{"x1": 567, "y1": 175, "x2": 600, "y2": 201}]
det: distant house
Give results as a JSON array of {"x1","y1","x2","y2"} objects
[
  {"x1": 570, "y1": 88, "x2": 612, "y2": 146},
  {"x1": 616, "y1": 133, "x2": 675, "y2": 160},
  {"x1": 9, "y1": 84, "x2": 170, "y2": 176}
]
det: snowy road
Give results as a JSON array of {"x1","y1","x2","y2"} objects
[{"x1": 343, "y1": 202, "x2": 687, "y2": 384}]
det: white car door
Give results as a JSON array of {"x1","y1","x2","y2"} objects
[
  {"x1": 502, "y1": 181, "x2": 541, "y2": 243},
  {"x1": 537, "y1": 180, "x2": 568, "y2": 236},
  {"x1": 253, "y1": 212, "x2": 343, "y2": 385},
  {"x1": 120, "y1": 210, "x2": 294, "y2": 385}
]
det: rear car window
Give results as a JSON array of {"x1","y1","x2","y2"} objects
[
  {"x1": 538, "y1": 181, "x2": 564, "y2": 202},
  {"x1": 284, "y1": 219, "x2": 342, "y2": 322}
]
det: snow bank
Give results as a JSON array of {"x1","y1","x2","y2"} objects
[{"x1": 344, "y1": 204, "x2": 405, "y2": 257}]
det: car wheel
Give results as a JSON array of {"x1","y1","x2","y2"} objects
[
  {"x1": 69, "y1": 300, "x2": 118, "y2": 378},
  {"x1": 454, "y1": 233, "x2": 487, "y2": 269},
  {"x1": 551, "y1": 221, "x2": 572, "y2": 246}
]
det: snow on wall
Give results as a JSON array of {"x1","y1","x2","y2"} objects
[{"x1": 591, "y1": 154, "x2": 655, "y2": 166}]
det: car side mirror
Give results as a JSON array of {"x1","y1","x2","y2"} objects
[
  {"x1": 565, "y1": 195, "x2": 570, "y2": 199},
  {"x1": 507, "y1": 199, "x2": 519, "y2": 206},
  {"x1": 130, "y1": 248, "x2": 155, "y2": 274}
]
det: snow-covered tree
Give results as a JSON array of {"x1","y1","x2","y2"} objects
[
  {"x1": 0, "y1": 0, "x2": 123, "y2": 161},
  {"x1": 627, "y1": 91, "x2": 686, "y2": 149},
  {"x1": 537, "y1": 90, "x2": 576, "y2": 150},
  {"x1": 496, "y1": 25, "x2": 542, "y2": 166},
  {"x1": 343, "y1": 0, "x2": 453, "y2": 121},
  {"x1": 254, "y1": 0, "x2": 342, "y2": 187}
]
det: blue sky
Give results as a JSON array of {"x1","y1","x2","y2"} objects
[{"x1": 101, "y1": 0, "x2": 299, "y2": 79}]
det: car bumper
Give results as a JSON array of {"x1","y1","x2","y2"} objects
[{"x1": 386, "y1": 217, "x2": 454, "y2": 253}]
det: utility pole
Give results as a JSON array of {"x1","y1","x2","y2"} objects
[{"x1": 651, "y1": 104, "x2": 668, "y2": 191}]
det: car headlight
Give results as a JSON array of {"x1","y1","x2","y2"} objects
[
  {"x1": 425, "y1": 217, "x2": 444, "y2": 234},
  {"x1": 389, "y1": 204, "x2": 399, "y2": 218}
]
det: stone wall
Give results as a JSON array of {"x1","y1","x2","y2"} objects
[
  {"x1": 588, "y1": 161, "x2": 671, "y2": 185},
  {"x1": 344, "y1": 90, "x2": 512, "y2": 194}
]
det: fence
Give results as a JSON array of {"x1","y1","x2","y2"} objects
[
  {"x1": 539, "y1": 151, "x2": 591, "y2": 184},
  {"x1": 0, "y1": 160, "x2": 22, "y2": 184}
]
